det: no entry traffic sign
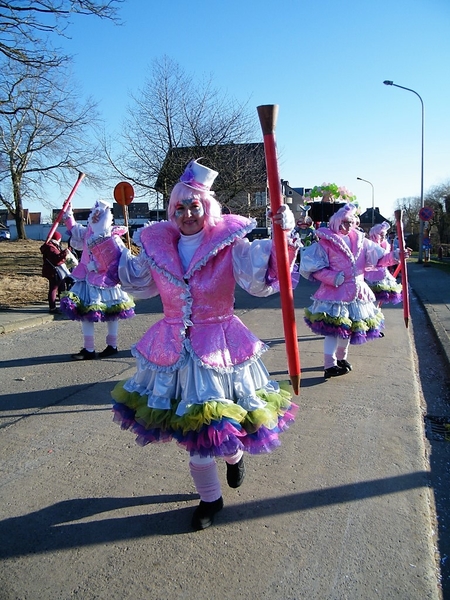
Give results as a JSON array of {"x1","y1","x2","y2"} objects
[{"x1": 419, "y1": 206, "x2": 434, "y2": 221}]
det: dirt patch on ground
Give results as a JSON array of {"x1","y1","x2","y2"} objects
[
  {"x1": 0, "y1": 237, "x2": 140, "y2": 309},
  {"x1": 0, "y1": 240, "x2": 48, "y2": 308}
]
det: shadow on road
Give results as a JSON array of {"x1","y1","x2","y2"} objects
[{"x1": 0, "y1": 471, "x2": 429, "y2": 559}]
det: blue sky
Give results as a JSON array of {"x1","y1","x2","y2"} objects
[{"x1": 34, "y1": 0, "x2": 450, "y2": 221}]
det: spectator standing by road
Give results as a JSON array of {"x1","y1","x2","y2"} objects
[{"x1": 40, "y1": 231, "x2": 69, "y2": 314}]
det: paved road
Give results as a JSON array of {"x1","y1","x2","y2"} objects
[{"x1": 0, "y1": 262, "x2": 449, "y2": 599}]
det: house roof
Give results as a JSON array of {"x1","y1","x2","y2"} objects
[
  {"x1": 359, "y1": 207, "x2": 391, "y2": 226},
  {"x1": 155, "y1": 143, "x2": 267, "y2": 198}
]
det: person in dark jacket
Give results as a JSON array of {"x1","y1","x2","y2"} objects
[{"x1": 40, "y1": 231, "x2": 68, "y2": 313}]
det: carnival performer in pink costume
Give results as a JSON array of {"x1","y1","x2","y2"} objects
[
  {"x1": 364, "y1": 221, "x2": 402, "y2": 307},
  {"x1": 93, "y1": 159, "x2": 299, "y2": 530},
  {"x1": 300, "y1": 203, "x2": 407, "y2": 379},
  {"x1": 60, "y1": 200, "x2": 135, "y2": 360}
]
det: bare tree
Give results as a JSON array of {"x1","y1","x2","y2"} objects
[
  {"x1": 395, "y1": 184, "x2": 450, "y2": 251},
  {"x1": 102, "y1": 56, "x2": 265, "y2": 214},
  {"x1": 425, "y1": 182, "x2": 450, "y2": 246},
  {"x1": 0, "y1": 60, "x2": 102, "y2": 238},
  {"x1": 0, "y1": 0, "x2": 122, "y2": 70}
]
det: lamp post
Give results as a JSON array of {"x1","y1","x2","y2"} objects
[
  {"x1": 356, "y1": 177, "x2": 375, "y2": 227},
  {"x1": 383, "y1": 80, "x2": 425, "y2": 263}
]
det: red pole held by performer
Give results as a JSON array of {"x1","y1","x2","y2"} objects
[
  {"x1": 257, "y1": 104, "x2": 301, "y2": 395},
  {"x1": 392, "y1": 262, "x2": 401, "y2": 279},
  {"x1": 394, "y1": 209, "x2": 410, "y2": 328},
  {"x1": 46, "y1": 171, "x2": 86, "y2": 243}
]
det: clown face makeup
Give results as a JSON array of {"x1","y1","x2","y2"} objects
[
  {"x1": 175, "y1": 198, "x2": 206, "y2": 235},
  {"x1": 338, "y1": 219, "x2": 354, "y2": 234},
  {"x1": 88, "y1": 201, "x2": 112, "y2": 230}
]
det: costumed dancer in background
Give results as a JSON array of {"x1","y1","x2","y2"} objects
[
  {"x1": 92, "y1": 159, "x2": 299, "y2": 530},
  {"x1": 40, "y1": 231, "x2": 68, "y2": 314},
  {"x1": 300, "y1": 203, "x2": 407, "y2": 379},
  {"x1": 364, "y1": 221, "x2": 402, "y2": 307},
  {"x1": 294, "y1": 215, "x2": 317, "y2": 248},
  {"x1": 60, "y1": 200, "x2": 135, "y2": 360}
]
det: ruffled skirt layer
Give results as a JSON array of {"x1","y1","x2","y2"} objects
[
  {"x1": 60, "y1": 280, "x2": 135, "y2": 322},
  {"x1": 111, "y1": 347, "x2": 298, "y2": 457},
  {"x1": 365, "y1": 275, "x2": 403, "y2": 305},
  {"x1": 304, "y1": 298, "x2": 384, "y2": 344}
]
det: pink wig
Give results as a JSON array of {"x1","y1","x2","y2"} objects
[
  {"x1": 328, "y1": 203, "x2": 357, "y2": 233},
  {"x1": 167, "y1": 182, "x2": 222, "y2": 228},
  {"x1": 369, "y1": 221, "x2": 390, "y2": 242}
]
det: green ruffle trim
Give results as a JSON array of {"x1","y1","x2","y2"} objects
[
  {"x1": 370, "y1": 282, "x2": 402, "y2": 293},
  {"x1": 305, "y1": 308, "x2": 352, "y2": 329},
  {"x1": 111, "y1": 380, "x2": 294, "y2": 434},
  {"x1": 62, "y1": 290, "x2": 135, "y2": 314},
  {"x1": 305, "y1": 307, "x2": 383, "y2": 333}
]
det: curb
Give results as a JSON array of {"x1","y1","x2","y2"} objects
[
  {"x1": 411, "y1": 289, "x2": 450, "y2": 371},
  {"x1": 0, "y1": 312, "x2": 55, "y2": 335}
]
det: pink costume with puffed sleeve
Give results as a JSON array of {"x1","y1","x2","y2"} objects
[
  {"x1": 110, "y1": 214, "x2": 299, "y2": 457},
  {"x1": 364, "y1": 238, "x2": 403, "y2": 305},
  {"x1": 60, "y1": 215, "x2": 135, "y2": 322},
  {"x1": 300, "y1": 226, "x2": 399, "y2": 343}
]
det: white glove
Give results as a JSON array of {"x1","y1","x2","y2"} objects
[
  {"x1": 63, "y1": 202, "x2": 74, "y2": 221},
  {"x1": 394, "y1": 247, "x2": 411, "y2": 260},
  {"x1": 268, "y1": 205, "x2": 296, "y2": 231},
  {"x1": 335, "y1": 272, "x2": 345, "y2": 286}
]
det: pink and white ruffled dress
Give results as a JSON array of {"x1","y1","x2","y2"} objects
[
  {"x1": 60, "y1": 218, "x2": 135, "y2": 322},
  {"x1": 111, "y1": 215, "x2": 298, "y2": 458}
]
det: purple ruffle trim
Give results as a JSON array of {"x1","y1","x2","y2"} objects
[
  {"x1": 374, "y1": 291, "x2": 402, "y2": 305},
  {"x1": 60, "y1": 297, "x2": 135, "y2": 322},
  {"x1": 304, "y1": 317, "x2": 351, "y2": 339},
  {"x1": 304, "y1": 318, "x2": 384, "y2": 345},
  {"x1": 112, "y1": 401, "x2": 298, "y2": 458}
]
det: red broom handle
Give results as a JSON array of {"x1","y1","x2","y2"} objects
[
  {"x1": 394, "y1": 209, "x2": 410, "y2": 327},
  {"x1": 257, "y1": 105, "x2": 301, "y2": 394},
  {"x1": 46, "y1": 172, "x2": 85, "y2": 242}
]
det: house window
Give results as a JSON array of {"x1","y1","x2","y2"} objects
[{"x1": 254, "y1": 191, "x2": 267, "y2": 207}]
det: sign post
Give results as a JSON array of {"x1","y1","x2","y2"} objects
[{"x1": 113, "y1": 182, "x2": 134, "y2": 249}]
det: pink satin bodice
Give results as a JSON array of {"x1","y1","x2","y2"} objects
[{"x1": 134, "y1": 216, "x2": 266, "y2": 372}]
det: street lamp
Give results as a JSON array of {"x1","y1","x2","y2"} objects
[
  {"x1": 383, "y1": 80, "x2": 425, "y2": 263},
  {"x1": 356, "y1": 177, "x2": 375, "y2": 227}
]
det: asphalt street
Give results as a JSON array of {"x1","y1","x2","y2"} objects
[{"x1": 0, "y1": 261, "x2": 449, "y2": 599}]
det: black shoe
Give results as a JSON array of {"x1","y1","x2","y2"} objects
[
  {"x1": 71, "y1": 348, "x2": 96, "y2": 361},
  {"x1": 191, "y1": 497, "x2": 224, "y2": 531},
  {"x1": 98, "y1": 345, "x2": 118, "y2": 358},
  {"x1": 337, "y1": 359, "x2": 352, "y2": 372},
  {"x1": 379, "y1": 332, "x2": 385, "y2": 338},
  {"x1": 49, "y1": 308, "x2": 61, "y2": 314},
  {"x1": 226, "y1": 456, "x2": 246, "y2": 488},
  {"x1": 324, "y1": 365, "x2": 348, "y2": 379}
]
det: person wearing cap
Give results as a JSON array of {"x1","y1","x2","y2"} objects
[
  {"x1": 300, "y1": 203, "x2": 408, "y2": 379},
  {"x1": 92, "y1": 158, "x2": 299, "y2": 530},
  {"x1": 40, "y1": 231, "x2": 69, "y2": 314},
  {"x1": 364, "y1": 221, "x2": 403, "y2": 307},
  {"x1": 60, "y1": 200, "x2": 135, "y2": 360}
]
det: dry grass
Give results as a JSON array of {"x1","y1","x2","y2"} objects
[
  {"x1": 0, "y1": 237, "x2": 140, "y2": 309},
  {"x1": 0, "y1": 239, "x2": 48, "y2": 308}
]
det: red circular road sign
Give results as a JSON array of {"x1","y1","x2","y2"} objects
[
  {"x1": 114, "y1": 181, "x2": 134, "y2": 206},
  {"x1": 419, "y1": 206, "x2": 433, "y2": 221}
]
